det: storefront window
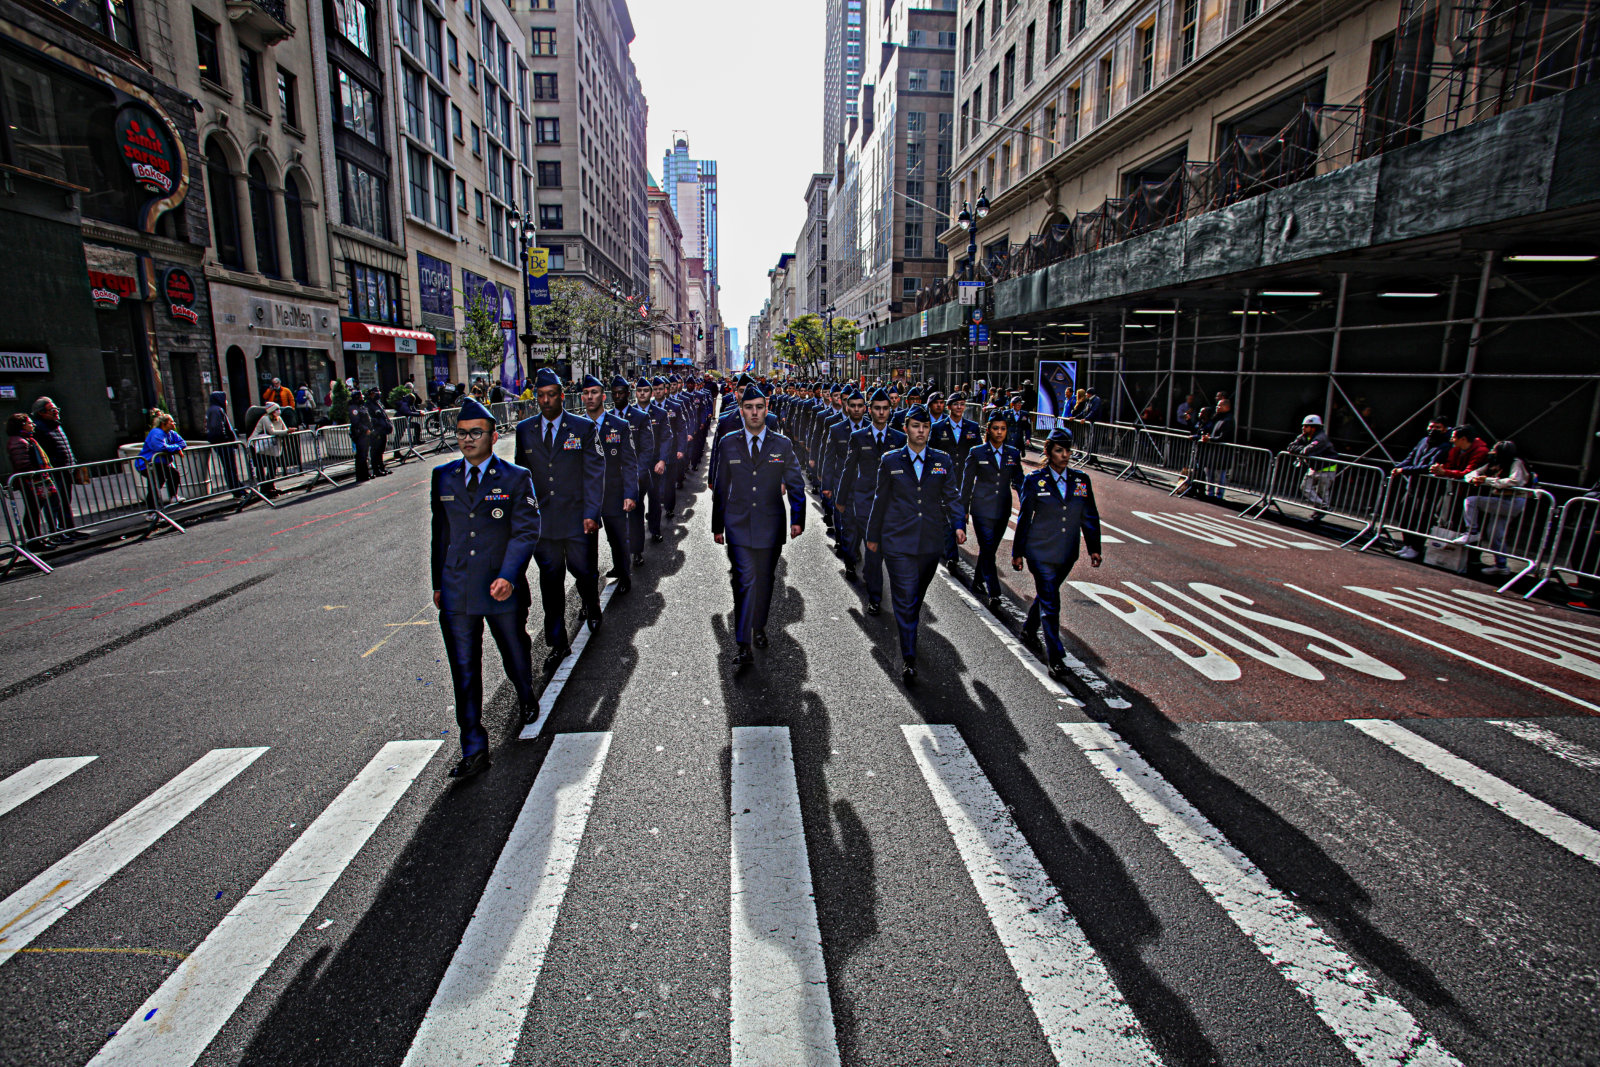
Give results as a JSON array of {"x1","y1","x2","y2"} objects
[{"x1": 257, "y1": 346, "x2": 332, "y2": 407}]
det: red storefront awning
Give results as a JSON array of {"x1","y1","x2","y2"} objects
[{"x1": 341, "y1": 321, "x2": 437, "y2": 355}]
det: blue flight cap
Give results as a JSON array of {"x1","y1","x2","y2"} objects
[
  {"x1": 534, "y1": 367, "x2": 562, "y2": 390},
  {"x1": 949, "y1": 391, "x2": 967, "y2": 402},
  {"x1": 869, "y1": 387, "x2": 890, "y2": 403},
  {"x1": 652, "y1": 375, "x2": 668, "y2": 386},
  {"x1": 829, "y1": 384, "x2": 843, "y2": 394},
  {"x1": 458, "y1": 397, "x2": 496, "y2": 425},
  {"x1": 1046, "y1": 426, "x2": 1075, "y2": 448},
  {"x1": 636, "y1": 377, "x2": 653, "y2": 390},
  {"x1": 610, "y1": 375, "x2": 630, "y2": 390},
  {"x1": 903, "y1": 404, "x2": 931, "y2": 425},
  {"x1": 740, "y1": 385, "x2": 765, "y2": 403},
  {"x1": 581, "y1": 373, "x2": 605, "y2": 390},
  {"x1": 927, "y1": 391, "x2": 945, "y2": 405}
]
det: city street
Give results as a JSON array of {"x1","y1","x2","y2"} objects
[{"x1": 0, "y1": 441, "x2": 1596, "y2": 1066}]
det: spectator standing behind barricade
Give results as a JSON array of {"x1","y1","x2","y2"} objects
[
  {"x1": 248, "y1": 402, "x2": 289, "y2": 498},
  {"x1": 390, "y1": 386, "x2": 418, "y2": 464},
  {"x1": 6, "y1": 413, "x2": 59, "y2": 545},
  {"x1": 263, "y1": 377, "x2": 295, "y2": 409},
  {"x1": 295, "y1": 382, "x2": 318, "y2": 422},
  {"x1": 1194, "y1": 398, "x2": 1235, "y2": 501},
  {"x1": 138, "y1": 411, "x2": 186, "y2": 508},
  {"x1": 366, "y1": 388, "x2": 392, "y2": 477},
  {"x1": 349, "y1": 394, "x2": 373, "y2": 483},
  {"x1": 206, "y1": 390, "x2": 245, "y2": 498},
  {"x1": 1430, "y1": 426, "x2": 1489, "y2": 479},
  {"x1": 29, "y1": 397, "x2": 86, "y2": 541},
  {"x1": 1388, "y1": 417, "x2": 1452, "y2": 560},
  {"x1": 1176, "y1": 392, "x2": 1197, "y2": 433},
  {"x1": 1286, "y1": 414, "x2": 1339, "y2": 510},
  {"x1": 1451, "y1": 440, "x2": 1531, "y2": 578}
]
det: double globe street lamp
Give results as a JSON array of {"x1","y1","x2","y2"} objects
[{"x1": 956, "y1": 187, "x2": 991, "y2": 280}]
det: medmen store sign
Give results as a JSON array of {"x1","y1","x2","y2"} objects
[
  {"x1": 163, "y1": 268, "x2": 198, "y2": 324},
  {"x1": 114, "y1": 105, "x2": 176, "y2": 196}
]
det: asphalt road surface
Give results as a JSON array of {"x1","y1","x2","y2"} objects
[{"x1": 0, "y1": 438, "x2": 1596, "y2": 1066}]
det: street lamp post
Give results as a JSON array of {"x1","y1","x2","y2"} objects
[
  {"x1": 510, "y1": 199, "x2": 537, "y2": 385},
  {"x1": 957, "y1": 188, "x2": 990, "y2": 385},
  {"x1": 824, "y1": 303, "x2": 836, "y2": 379}
]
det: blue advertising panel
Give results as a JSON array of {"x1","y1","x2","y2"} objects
[
  {"x1": 1035, "y1": 360, "x2": 1078, "y2": 432},
  {"x1": 417, "y1": 252, "x2": 453, "y2": 318}
]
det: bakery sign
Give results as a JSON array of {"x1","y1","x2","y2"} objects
[
  {"x1": 114, "y1": 105, "x2": 176, "y2": 196},
  {"x1": 84, "y1": 244, "x2": 141, "y2": 309},
  {"x1": 163, "y1": 267, "x2": 199, "y2": 324}
]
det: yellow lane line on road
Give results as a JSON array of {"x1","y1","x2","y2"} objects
[
  {"x1": 0, "y1": 880, "x2": 70, "y2": 941},
  {"x1": 12, "y1": 946, "x2": 189, "y2": 961},
  {"x1": 362, "y1": 604, "x2": 434, "y2": 658}
]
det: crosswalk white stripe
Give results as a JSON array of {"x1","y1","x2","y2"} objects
[
  {"x1": 521, "y1": 579, "x2": 618, "y2": 739},
  {"x1": 0, "y1": 757, "x2": 96, "y2": 819},
  {"x1": 403, "y1": 731, "x2": 611, "y2": 1067},
  {"x1": 1487, "y1": 719, "x2": 1600, "y2": 775},
  {"x1": 1058, "y1": 722, "x2": 1460, "y2": 1067},
  {"x1": 91, "y1": 740, "x2": 441, "y2": 1066},
  {"x1": 0, "y1": 747, "x2": 266, "y2": 961},
  {"x1": 938, "y1": 570, "x2": 1086, "y2": 708},
  {"x1": 903, "y1": 724, "x2": 1157, "y2": 1067},
  {"x1": 1347, "y1": 718, "x2": 1600, "y2": 866},
  {"x1": 730, "y1": 727, "x2": 840, "y2": 1067}
]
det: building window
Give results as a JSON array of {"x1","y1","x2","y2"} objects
[
  {"x1": 962, "y1": 20, "x2": 972, "y2": 69},
  {"x1": 407, "y1": 145, "x2": 430, "y2": 221},
  {"x1": 939, "y1": 69, "x2": 955, "y2": 93},
  {"x1": 339, "y1": 0, "x2": 373, "y2": 55},
  {"x1": 448, "y1": 29, "x2": 459, "y2": 68},
  {"x1": 904, "y1": 220, "x2": 923, "y2": 259},
  {"x1": 451, "y1": 103, "x2": 463, "y2": 141},
  {"x1": 902, "y1": 277, "x2": 921, "y2": 298},
  {"x1": 1043, "y1": 104, "x2": 1057, "y2": 158},
  {"x1": 939, "y1": 30, "x2": 958, "y2": 48},
  {"x1": 1066, "y1": 84, "x2": 1082, "y2": 141},
  {"x1": 277, "y1": 69, "x2": 298, "y2": 126},
  {"x1": 546, "y1": 243, "x2": 565, "y2": 270},
  {"x1": 430, "y1": 88, "x2": 448, "y2": 156},
  {"x1": 1003, "y1": 47, "x2": 1015, "y2": 105},
  {"x1": 339, "y1": 158, "x2": 389, "y2": 239},
  {"x1": 337, "y1": 69, "x2": 380, "y2": 145},
  {"x1": 490, "y1": 203, "x2": 504, "y2": 258},
  {"x1": 284, "y1": 173, "x2": 309, "y2": 284},
  {"x1": 533, "y1": 72, "x2": 558, "y2": 99},
  {"x1": 474, "y1": 189, "x2": 484, "y2": 220},
  {"x1": 397, "y1": 0, "x2": 418, "y2": 54},
  {"x1": 434, "y1": 161, "x2": 452, "y2": 232},
  {"x1": 999, "y1": 141, "x2": 1012, "y2": 188},
  {"x1": 194, "y1": 11, "x2": 222, "y2": 86},
  {"x1": 1137, "y1": 22, "x2": 1156, "y2": 95},
  {"x1": 1097, "y1": 53, "x2": 1114, "y2": 123},
  {"x1": 908, "y1": 28, "x2": 927, "y2": 47},
  {"x1": 536, "y1": 118, "x2": 560, "y2": 143},
  {"x1": 456, "y1": 176, "x2": 467, "y2": 211},
  {"x1": 1242, "y1": 0, "x2": 1262, "y2": 24},
  {"x1": 971, "y1": 88, "x2": 982, "y2": 138},
  {"x1": 347, "y1": 261, "x2": 401, "y2": 324},
  {"x1": 466, "y1": 54, "x2": 477, "y2": 89},
  {"x1": 975, "y1": 2, "x2": 986, "y2": 52},
  {"x1": 425, "y1": 13, "x2": 443, "y2": 79},
  {"x1": 908, "y1": 68, "x2": 928, "y2": 91},
  {"x1": 539, "y1": 203, "x2": 563, "y2": 229},
  {"x1": 1180, "y1": 0, "x2": 1199, "y2": 65},
  {"x1": 537, "y1": 160, "x2": 562, "y2": 187},
  {"x1": 240, "y1": 46, "x2": 263, "y2": 109},
  {"x1": 1024, "y1": 23, "x2": 1036, "y2": 84},
  {"x1": 247, "y1": 158, "x2": 279, "y2": 277},
  {"x1": 987, "y1": 67, "x2": 999, "y2": 118},
  {"x1": 1070, "y1": 0, "x2": 1086, "y2": 38},
  {"x1": 959, "y1": 101, "x2": 970, "y2": 148},
  {"x1": 471, "y1": 122, "x2": 481, "y2": 155},
  {"x1": 531, "y1": 28, "x2": 557, "y2": 56},
  {"x1": 992, "y1": 0, "x2": 1002, "y2": 32},
  {"x1": 205, "y1": 141, "x2": 242, "y2": 268},
  {"x1": 403, "y1": 67, "x2": 424, "y2": 138}
]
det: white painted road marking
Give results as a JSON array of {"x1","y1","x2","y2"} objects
[
  {"x1": 92, "y1": 741, "x2": 441, "y2": 1066},
  {"x1": 1058, "y1": 722, "x2": 1461, "y2": 1067},
  {"x1": 1346, "y1": 719, "x2": 1600, "y2": 867},
  {"x1": 0, "y1": 748, "x2": 266, "y2": 960},
  {"x1": 940, "y1": 569, "x2": 1087, "y2": 707},
  {"x1": 0, "y1": 757, "x2": 96, "y2": 819},
  {"x1": 403, "y1": 731, "x2": 612, "y2": 1067},
  {"x1": 730, "y1": 727, "x2": 839, "y2": 1067},
  {"x1": 1284, "y1": 584, "x2": 1600, "y2": 714},
  {"x1": 1487, "y1": 719, "x2": 1600, "y2": 775},
  {"x1": 903, "y1": 724, "x2": 1158, "y2": 1066},
  {"x1": 522, "y1": 579, "x2": 618, "y2": 738}
]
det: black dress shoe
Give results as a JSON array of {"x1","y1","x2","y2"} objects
[
  {"x1": 1048, "y1": 659, "x2": 1071, "y2": 680},
  {"x1": 631, "y1": 553, "x2": 644, "y2": 566},
  {"x1": 520, "y1": 701, "x2": 541, "y2": 726},
  {"x1": 842, "y1": 568, "x2": 858, "y2": 584},
  {"x1": 1021, "y1": 628, "x2": 1041, "y2": 650},
  {"x1": 585, "y1": 612, "x2": 601, "y2": 633},
  {"x1": 543, "y1": 645, "x2": 570, "y2": 673},
  {"x1": 902, "y1": 659, "x2": 918, "y2": 683},
  {"x1": 988, "y1": 595, "x2": 1005, "y2": 612},
  {"x1": 605, "y1": 566, "x2": 621, "y2": 578},
  {"x1": 866, "y1": 599, "x2": 881, "y2": 616},
  {"x1": 945, "y1": 558, "x2": 960, "y2": 572},
  {"x1": 753, "y1": 629, "x2": 768, "y2": 649},
  {"x1": 448, "y1": 751, "x2": 491, "y2": 778},
  {"x1": 730, "y1": 645, "x2": 753, "y2": 669},
  {"x1": 651, "y1": 533, "x2": 664, "y2": 544},
  {"x1": 614, "y1": 577, "x2": 631, "y2": 596}
]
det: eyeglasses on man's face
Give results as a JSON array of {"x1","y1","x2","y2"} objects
[{"x1": 455, "y1": 429, "x2": 491, "y2": 442}]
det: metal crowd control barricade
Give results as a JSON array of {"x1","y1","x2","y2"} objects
[
  {"x1": 1374, "y1": 472, "x2": 1555, "y2": 591},
  {"x1": 1522, "y1": 495, "x2": 1600, "y2": 599},
  {"x1": 314, "y1": 424, "x2": 361, "y2": 482},
  {"x1": 423, "y1": 406, "x2": 462, "y2": 454},
  {"x1": 0, "y1": 488, "x2": 51, "y2": 574},
  {"x1": 172, "y1": 441, "x2": 271, "y2": 510},
  {"x1": 1127, "y1": 427, "x2": 1198, "y2": 484},
  {"x1": 6, "y1": 452, "x2": 184, "y2": 545},
  {"x1": 1246, "y1": 452, "x2": 1391, "y2": 547},
  {"x1": 390, "y1": 410, "x2": 425, "y2": 462},
  {"x1": 1177, "y1": 440, "x2": 1275, "y2": 506},
  {"x1": 249, "y1": 428, "x2": 336, "y2": 491}
]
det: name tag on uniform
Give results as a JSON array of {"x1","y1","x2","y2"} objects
[
  {"x1": 726, "y1": 458, "x2": 741, "y2": 466},
  {"x1": 563, "y1": 437, "x2": 582, "y2": 450},
  {"x1": 440, "y1": 494, "x2": 455, "y2": 501}
]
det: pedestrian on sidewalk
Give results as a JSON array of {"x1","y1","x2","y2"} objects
[
  {"x1": 29, "y1": 397, "x2": 86, "y2": 540},
  {"x1": 6, "y1": 413, "x2": 60, "y2": 544},
  {"x1": 711, "y1": 384, "x2": 806, "y2": 670},
  {"x1": 1013, "y1": 427, "x2": 1102, "y2": 680},
  {"x1": 206, "y1": 389, "x2": 245, "y2": 497},
  {"x1": 263, "y1": 377, "x2": 295, "y2": 409},
  {"x1": 432, "y1": 397, "x2": 540, "y2": 778},
  {"x1": 867, "y1": 404, "x2": 966, "y2": 684},
  {"x1": 1388, "y1": 417, "x2": 1452, "y2": 560},
  {"x1": 1287, "y1": 414, "x2": 1339, "y2": 509}
]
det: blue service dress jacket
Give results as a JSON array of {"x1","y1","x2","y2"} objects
[
  {"x1": 594, "y1": 410, "x2": 639, "y2": 517},
  {"x1": 431, "y1": 456, "x2": 541, "y2": 615},
  {"x1": 959, "y1": 442, "x2": 1025, "y2": 522},
  {"x1": 708, "y1": 410, "x2": 778, "y2": 488},
  {"x1": 1013, "y1": 466, "x2": 1102, "y2": 565},
  {"x1": 617, "y1": 404, "x2": 657, "y2": 493},
  {"x1": 835, "y1": 425, "x2": 906, "y2": 524},
  {"x1": 932, "y1": 417, "x2": 983, "y2": 471},
  {"x1": 866, "y1": 446, "x2": 965, "y2": 554},
  {"x1": 710, "y1": 431, "x2": 807, "y2": 549},
  {"x1": 514, "y1": 411, "x2": 605, "y2": 540}
]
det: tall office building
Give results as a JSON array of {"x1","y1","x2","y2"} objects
[
  {"x1": 822, "y1": 0, "x2": 866, "y2": 170},
  {"x1": 660, "y1": 134, "x2": 718, "y2": 299}
]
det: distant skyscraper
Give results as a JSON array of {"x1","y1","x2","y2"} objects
[
  {"x1": 661, "y1": 135, "x2": 718, "y2": 302},
  {"x1": 822, "y1": 0, "x2": 865, "y2": 170}
]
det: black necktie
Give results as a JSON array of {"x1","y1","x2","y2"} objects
[
  {"x1": 545, "y1": 420, "x2": 556, "y2": 449},
  {"x1": 467, "y1": 467, "x2": 480, "y2": 493},
  {"x1": 913, "y1": 454, "x2": 923, "y2": 480},
  {"x1": 750, "y1": 435, "x2": 761, "y2": 463}
]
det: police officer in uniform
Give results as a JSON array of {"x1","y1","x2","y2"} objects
[
  {"x1": 432, "y1": 398, "x2": 540, "y2": 778},
  {"x1": 961, "y1": 409, "x2": 1025, "y2": 609},
  {"x1": 1012, "y1": 427, "x2": 1102, "y2": 679},
  {"x1": 711, "y1": 384, "x2": 806, "y2": 670},
  {"x1": 610, "y1": 376, "x2": 656, "y2": 568},
  {"x1": 835, "y1": 388, "x2": 903, "y2": 601},
  {"x1": 516, "y1": 367, "x2": 605, "y2": 670},
  {"x1": 866, "y1": 404, "x2": 965, "y2": 683},
  {"x1": 581, "y1": 374, "x2": 638, "y2": 595}
]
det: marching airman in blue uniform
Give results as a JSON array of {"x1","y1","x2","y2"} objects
[
  {"x1": 711, "y1": 384, "x2": 807, "y2": 670},
  {"x1": 516, "y1": 367, "x2": 605, "y2": 671},
  {"x1": 581, "y1": 374, "x2": 639, "y2": 596},
  {"x1": 709, "y1": 379, "x2": 777, "y2": 489},
  {"x1": 889, "y1": 387, "x2": 923, "y2": 432},
  {"x1": 835, "y1": 387, "x2": 903, "y2": 602},
  {"x1": 866, "y1": 404, "x2": 965, "y2": 683},
  {"x1": 610, "y1": 376, "x2": 656, "y2": 569},
  {"x1": 961, "y1": 408, "x2": 1025, "y2": 609},
  {"x1": 1003, "y1": 393, "x2": 1034, "y2": 457},
  {"x1": 1012, "y1": 427, "x2": 1102, "y2": 679},
  {"x1": 821, "y1": 388, "x2": 868, "y2": 550},
  {"x1": 640, "y1": 377, "x2": 675, "y2": 544},
  {"x1": 655, "y1": 375, "x2": 689, "y2": 518},
  {"x1": 431, "y1": 398, "x2": 540, "y2": 778}
]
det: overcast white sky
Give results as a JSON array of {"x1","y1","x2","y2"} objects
[{"x1": 628, "y1": 0, "x2": 826, "y2": 353}]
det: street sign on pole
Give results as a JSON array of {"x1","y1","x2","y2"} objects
[
  {"x1": 958, "y1": 281, "x2": 984, "y2": 305},
  {"x1": 526, "y1": 247, "x2": 550, "y2": 306}
]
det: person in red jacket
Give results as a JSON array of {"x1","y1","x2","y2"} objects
[{"x1": 1430, "y1": 425, "x2": 1489, "y2": 479}]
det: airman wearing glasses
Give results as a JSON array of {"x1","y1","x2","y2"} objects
[{"x1": 431, "y1": 397, "x2": 541, "y2": 779}]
